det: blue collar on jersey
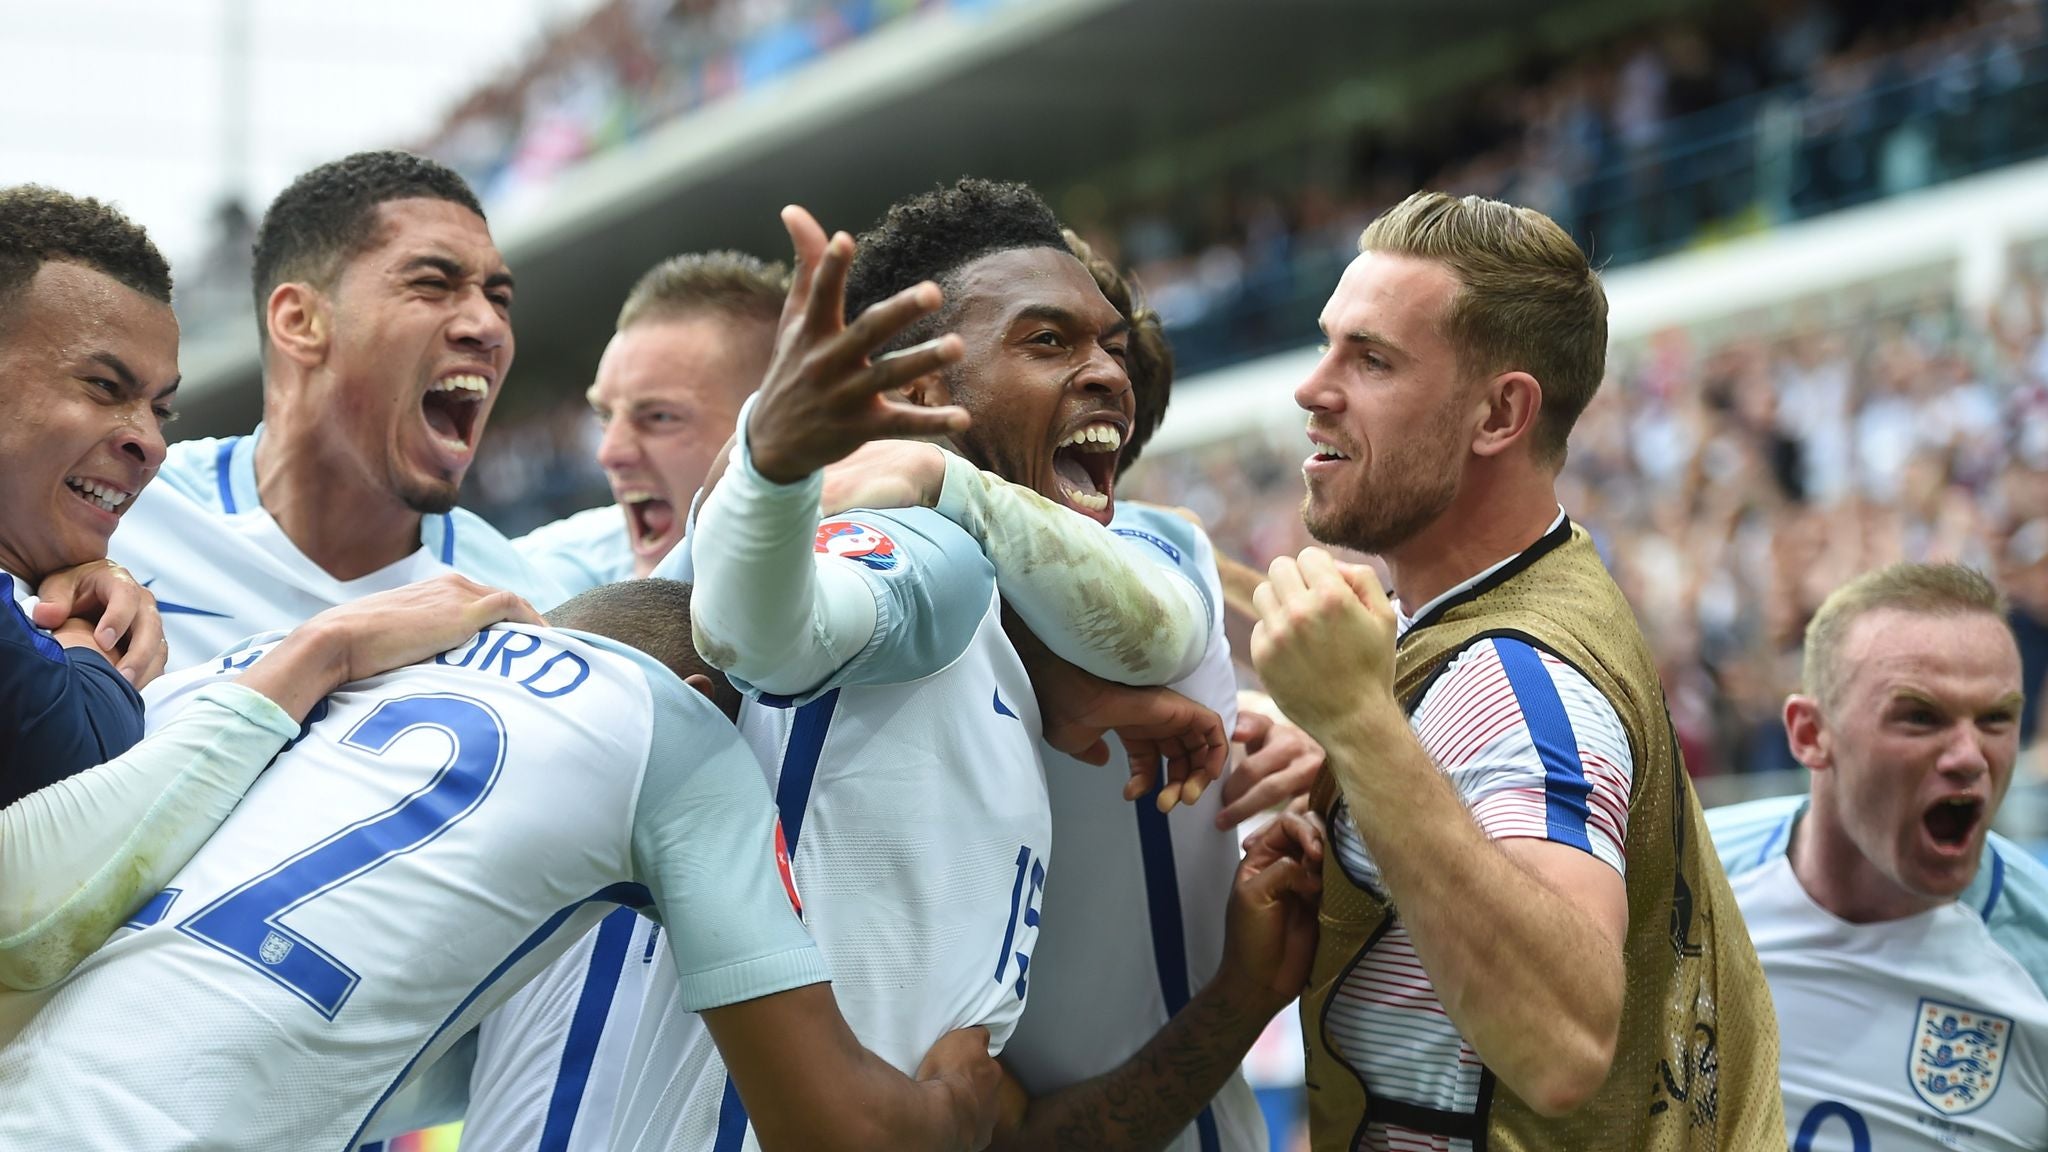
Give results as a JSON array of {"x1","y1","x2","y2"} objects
[{"x1": 216, "y1": 427, "x2": 458, "y2": 565}]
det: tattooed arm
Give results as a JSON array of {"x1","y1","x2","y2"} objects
[{"x1": 993, "y1": 812, "x2": 1325, "y2": 1152}]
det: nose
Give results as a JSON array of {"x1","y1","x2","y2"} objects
[
  {"x1": 1072, "y1": 341, "x2": 1130, "y2": 400},
  {"x1": 115, "y1": 413, "x2": 169, "y2": 473},
  {"x1": 1936, "y1": 722, "x2": 1991, "y2": 785},
  {"x1": 596, "y1": 415, "x2": 641, "y2": 473},
  {"x1": 1295, "y1": 349, "x2": 1345, "y2": 414},
  {"x1": 449, "y1": 284, "x2": 511, "y2": 355}
]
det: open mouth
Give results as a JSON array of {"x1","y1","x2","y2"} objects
[
  {"x1": 1051, "y1": 422, "x2": 1122, "y2": 521},
  {"x1": 422, "y1": 374, "x2": 489, "y2": 458},
  {"x1": 1923, "y1": 795, "x2": 1984, "y2": 853},
  {"x1": 619, "y1": 489, "x2": 677, "y2": 554},
  {"x1": 63, "y1": 476, "x2": 133, "y2": 517}
]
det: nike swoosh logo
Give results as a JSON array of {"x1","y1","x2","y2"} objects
[
  {"x1": 993, "y1": 689, "x2": 1019, "y2": 720},
  {"x1": 141, "y1": 578, "x2": 230, "y2": 618}
]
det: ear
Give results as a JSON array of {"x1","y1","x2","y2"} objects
[
  {"x1": 683, "y1": 672, "x2": 717, "y2": 702},
  {"x1": 898, "y1": 369, "x2": 952, "y2": 410},
  {"x1": 266, "y1": 282, "x2": 329, "y2": 369},
  {"x1": 1469, "y1": 370, "x2": 1543, "y2": 459},
  {"x1": 1784, "y1": 694, "x2": 1832, "y2": 773}
]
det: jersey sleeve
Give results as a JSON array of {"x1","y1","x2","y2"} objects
[
  {"x1": 0, "y1": 682, "x2": 298, "y2": 990},
  {"x1": 0, "y1": 576, "x2": 147, "y2": 808},
  {"x1": 932, "y1": 452, "x2": 1208, "y2": 685},
  {"x1": 628, "y1": 676, "x2": 829, "y2": 1013},
  {"x1": 1108, "y1": 504, "x2": 1221, "y2": 633},
  {"x1": 1407, "y1": 636, "x2": 1635, "y2": 877},
  {"x1": 688, "y1": 408, "x2": 995, "y2": 703}
]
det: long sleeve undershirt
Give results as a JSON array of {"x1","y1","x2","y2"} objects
[
  {"x1": 0, "y1": 682, "x2": 297, "y2": 990},
  {"x1": 931, "y1": 450, "x2": 1207, "y2": 686}
]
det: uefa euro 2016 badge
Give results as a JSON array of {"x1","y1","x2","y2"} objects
[
  {"x1": 1910, "y1": 998, "x2": 2012, "y2": 1115},
  {"x1": 815, "y1": 520, "x2": 899, "y2": 571}
]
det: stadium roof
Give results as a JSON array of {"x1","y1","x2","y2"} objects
[{"x1": 175, "y1": 0, "x2": 1660, "y2": 434}]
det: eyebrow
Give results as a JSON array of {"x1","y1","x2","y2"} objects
[
  {"x1": 1333, "y1": 327, "x2": 1409, "y2": 360},
  {"x1": 1888, "y1": 689, "x2": 2028, "y2": 715},
  {"x1": 1009, "y1": 303, "x2": 1131, "y2": 341},
  {"x1": 401, "y1": 254, "x2": 516, "y2": 294}
]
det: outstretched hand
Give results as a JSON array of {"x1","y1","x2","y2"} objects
[{"x1": 746, "y1": 205, "x2": 971, "y2": 486}]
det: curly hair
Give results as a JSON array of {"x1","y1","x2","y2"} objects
[
  {"x1": 0, "y1": 185, "x2": 172, "y2": 325},
  {"x1": 617, "y1": 250, "x2": 788, "y2": 332},
  {"x1": 1063, "y1": 229, "x2": 1171, "y2": 476},
  {"x1": 251, "y1": 150, "x2": 485, "y2": 344},
  {"x1": 842, "y1": 177, "x2": 1068, "y2": 353}
]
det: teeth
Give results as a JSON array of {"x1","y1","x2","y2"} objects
[
  {"x1": 619, "y1": 491, "x2": 662, "y2": 505},
  {"x1": 430, "y1": 374, "x2": 489, "y2": 396},
  {"x1": 65, "y1": 478, "x2": 130, "y2": 512},
  {"x1": 1063, "y1": 488, "x2": 1109, "y2": 512},
  {"x1": 433, "y1": 435, "x2": 471, "y2": 455},
  {"x1": 1058, "y1": 424, "x2": 1122, "y2": 452}
]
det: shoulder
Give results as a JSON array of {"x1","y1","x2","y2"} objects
[
  {"x1": 818, "y1": 506, "x2": 993, "y2": 583},
  {"x1": 1979, "y1": 836, "x2": 2048, "y2": 999},
  {"x1": 442, "y1": 509, "x2": 576, "y2": 607},
  {"x1": 1705, "y1": 794, "x2": 1806, "y2": 877},
  {"x1": 1419, "y1": 634, "x2": 1631, "y2": 753},
  {"x1": 149, "y1": 436, "x2": 239, "y2": 508},
  {"x1": 515, "y1": 505, "x2": 624, "y2": 556},
  {"x1": 1107, "y1": 504, "x2": 1211, "y2": 570}
]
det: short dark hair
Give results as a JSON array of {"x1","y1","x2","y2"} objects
[
  {"x1": 0, "y1": 185, "x2": 172, "y2": 327},
  {"x1": 544, "y1": 579, "x2": 742, "y2": 721},
  {"x1": 1063, "y1": 229, "x2": 1170, "y2": 476},
  {"x1": 251, "y1": 150, "x2": 485, "y2": 344},
  {"x1": 843, "y1": 177, "x2": 1068, "y2": 354},
  {"x1": 617, "y1": 250, "x2": 788, "y2": 332}
]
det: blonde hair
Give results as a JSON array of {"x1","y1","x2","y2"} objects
[
  {"x1": 616, "y1": 250, "x2": 787, "y2": 332},
  {"x1": 1802, "y1": 562, "x2": 2010, "y2": 709},
  {"x1": 1357, "y1": 191, "x2": 1607, "y2": 465}
]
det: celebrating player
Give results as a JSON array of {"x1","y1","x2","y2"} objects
[
  {"x1": 1, "y1": 575, "x2": 543, "y2": 991},
  {"x1": 516, "y1": 251, "x2": 784, "y2": 591},
  {"x1": 1249, "y1": 191, "x2": 1782, "y2": 1147},
  {"x1": 0, "y1": 580, "x2": 1000, "y2": 1152},
  {"x1": 1710, "y1": 562, "x2": 2047, "y2": 1150},
  {"x1": 108, "y1": 150, "x2": 569, "y2": 664},
  {"x1": 602, "y1": 181, "x2": 1230, "y2": 1151},
  {"x1": 1, "y1": 186, "x2": 176, "y2": 797}
]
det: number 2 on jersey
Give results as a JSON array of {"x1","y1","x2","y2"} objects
[{"x1": 179, "y1": 693, "x2": 507, "y2": 1018}]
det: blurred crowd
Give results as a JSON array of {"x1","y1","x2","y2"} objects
[
  {"x1": 1121, "y1": 252, "x2": 2048, "y2": 778},
  {"x1": 1077, "y1": 0, "x2": 2048, "y2": 374}
]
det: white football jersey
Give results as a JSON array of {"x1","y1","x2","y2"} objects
[
  {"x1": 0, "y1": 624, "x2": 823, "y2": 1152},
  {"x1": 514, "y1": 504, "x2": 637, "y2": 597},
  {"x1": 1712, "y1": 796, "x2": 2048, "y2": 1151},
  {"x1": 110, "y1": 430, "x2": 572, "y2": 667},
  {"x1": 608, "y1": 508, "x2": 1053, "y2": 1152},
  {"x1": 1002, "y1": 505, "x2": 1266, "y2": 1152}
]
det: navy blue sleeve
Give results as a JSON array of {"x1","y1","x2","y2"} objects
[{"x1": 1, "y1": 594, "x2": 146, "y2": 807}]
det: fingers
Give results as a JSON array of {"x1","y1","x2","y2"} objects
[
  {"x1": 1232, "y1": 710, "x2": 1273, "y2": 745},
  {"x1": 1263, "y1": 555, "x2": 1307, "y2": 608},
  {"x1": 1242, "y1": 810, "x2": 1326, "y2": 871},
  {"x1": 29, "y1": 599, "x2": 69, "y2": 629},
  {"x1": 779, "y1": 205, "x2": 829, "y2": 333},
  {"x1": 113, "y1": 597, "x2": 165, "y2": 686},
  {"x1": 828, "y1": 281, "x2": 944, "y2": 375},
  {"x1": 801, "y1": 231, "x2": 857, "y2": 342},
  {"x1": 1336, "y1": 559, "x2": 1392, "y2": 614},
  {"x1": 91, "y1": 578, "x2": 142, "y2": 654},
  {"x1": 1214, "y1": 752, "x2": 1320, "y2": 828}
]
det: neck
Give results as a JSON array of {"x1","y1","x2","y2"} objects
[
  {"x1": 0, "y1": 542, "x2": 35, "y2": 583},
  {"x1": 1789, "y1": 796, "x2": 1946, "y2": 924},
  {"x1": 1383, "y1": 460, "x2": 1559, "y2": 613},
  {"x1": 254, "y1": 410, "x2": 423, "y2": 582}
]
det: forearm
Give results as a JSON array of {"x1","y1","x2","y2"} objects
[
  {"x1": 1321, "y1": 705, "x2": 1621, "y2": 1112},
  {"x1": 996, "y1": 975, "x2": 1273, "y2": 1152},
  {"x1": 935, "y1": 452, "x2": 1204, "y2": 686},
  {"x1": 690, "y1": 423, "x2": 877, "y2": 695},
  {"x1": 0, "y1": 683, "x2": 297, "y2": 989}
]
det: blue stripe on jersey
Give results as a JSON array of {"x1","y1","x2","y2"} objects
[
  {"x1": 536, "y1": 906, "x2": 639, "y2": 1152},
  {"x1": 1983, "y1": 847, "x2": 2008, "y2": 920},
  {"x1": 712, "y1": 1074, "x2": 750, "y2": 1152},
  {"x1": 1493, "y1": 639, "x2": 1592, "y2": 852},
  {"x1": 1753, "y1": 814, "x2": 1797, "y2": 871},
  {"x1": 345, "y1": 881, "x2": 652, "y2": 1150},
  {"x1": 1135, "y1": 775, "x2": 1221, "y2": 1152},
  {"x1": 215, "y1": 438, "x2": 238, "y2": 513},
  {"x1": 440, "y1": 514, "x2": 456, "y2": 565},
  {"x1": 1, "y1": 574, "x2": 64, "y2": 663},
  {"x1": 774, "y1": 689, "x2": 841, "y2": 852},
  {"x1": 122, "y1": 888, "x2": 180, "y2": 931}
]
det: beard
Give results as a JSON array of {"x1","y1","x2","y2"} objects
[
  {"x1": 1301, "y1": 410, "x2": 1464, "y2": 556},
  {"x1": 397, "y1": 473, "x2": 462, "y2": 516}
]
